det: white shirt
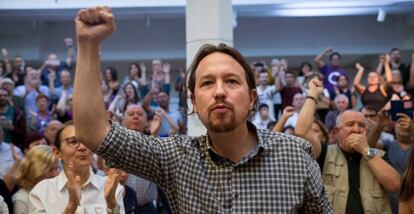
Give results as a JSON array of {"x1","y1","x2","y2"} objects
[
  {"x1": 0, "y1": 195, "x2": 9, "y2": 214},
  {"x1": 253, "y1": 117, "x2": 275, "y2": 130},
  {"x1": 12, "y1": 188, "x2": 30, "y2": 214},
  {"x1": 256, "y1": 85, "x2": 277, "y2": 120},
  {"x1": 29, "y1": 169, "x2": 125, "y2": 214},
  {"x1": 284, "y1": 112, "x2": 300, "y2": 128}
]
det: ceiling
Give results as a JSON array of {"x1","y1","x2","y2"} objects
[{"x1": 1, "y1": 0, "x2": 414, "y2": 21}]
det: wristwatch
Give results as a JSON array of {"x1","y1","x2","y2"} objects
[
  {"x1": 106, "y1": 204, "x2": 120, "y2": 214},
  {"x1": 363, "y1": 148, "x2": 378, "y2": 161}
]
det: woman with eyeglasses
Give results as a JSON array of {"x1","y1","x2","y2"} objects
[{"x1": 29, "y1": 122, "x2": 125, "y2": 214}]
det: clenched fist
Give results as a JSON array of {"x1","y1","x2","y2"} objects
[{"x1": 76, "y1": 6, "x2": 116, "y2": 45}]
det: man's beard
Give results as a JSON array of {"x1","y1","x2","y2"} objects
[{"x1": 206, "y1": 111, "x2": 237, "y2": 133}]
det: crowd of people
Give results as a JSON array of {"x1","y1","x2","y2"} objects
[{"x1": 0, "y1": 6, "x2": 414, "y2": 214}]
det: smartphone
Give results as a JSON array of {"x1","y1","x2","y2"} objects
[
  {"x1": 389, "y1": 100, "x2": 404, "y2": 121},
  {"x1": 389, "y1": 100, "x2": 414, "y2": 121}
]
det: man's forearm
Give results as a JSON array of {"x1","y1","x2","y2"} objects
[
  {"x1": 367, "y1": 156, "x2": 401, "y2": 192},
  {"x1": 73, "y1": 42, "x2": 110, "y2": 151}
]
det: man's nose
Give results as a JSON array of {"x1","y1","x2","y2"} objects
[{"x1": 213, "y1": 82, "x2": 227, "y2": 100}]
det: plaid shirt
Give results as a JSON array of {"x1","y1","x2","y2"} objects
[{"x1": 96, "y1": 122, "x2": 332, "y2": 213}]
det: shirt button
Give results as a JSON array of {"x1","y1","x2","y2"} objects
[{"x1": 234, "y1": 193, "x2": 240, "y2": 199}]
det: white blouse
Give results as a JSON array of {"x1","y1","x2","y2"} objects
[{"x1": 29, "y1": 169, "x2": 125, "y2": 214}]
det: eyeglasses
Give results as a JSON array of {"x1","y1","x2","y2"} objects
[
  {"x1": 391, "y1": 81, "x2": 402, "y2": 85},
  {"x1": 364, "y1": 114, "x2": 377, "y2": 118},
  {"x1": 63, "y1": 136, "x2": 80, "y2": 148}
]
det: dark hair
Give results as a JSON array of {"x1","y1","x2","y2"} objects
[
  {"x1": 284, "y1": 70, "x2": 295, "y2": 77},
  {"x1": 122, "y1": 82, "x2": 140, "y2": 113},
  {"x1": 183, "y1": 43, "x2": 257, "y2": 113},
  {"x1": 329, "y1": 52, "x2": 341, "y2": 61},
  {"x1": 23, "y1": 133, "x2": 45, "y2": 151},
  {"x1": 258, "y1": 69, "x2": 268, "y2": 75},
  {"x1": 298, "y1": 62, "x2": 312, "y2": 76},
  {"x1": 267, "y1": 121, "x2": 277, "y2": 130},
  {"x1": 105, "y1": 67, "x2": 118, "y2": 81},
  {"x1": 54, "y1": 121, "x2": 74, "y2": 150},
  {"x1": 336, "y1": 74, "x2": 349, "y2": 83},
  {"x1": 400, "y1": 149, "x2": 414, "y2": 201},
  {"x1": 283, "y1": 125, "x2": 295, "y2": 132},
  {"x1": 259, "y1": 103, "x2": 269, "y2": 110},
  {"x1": 390, "y1": 48, "x2": 399, "y2": 53},
  {"x1": 129, "y1": 63, "x2": 141, "y2": 78},
  {"x1": 360, "y1": 105, "x2": 378, "y2": 113},
  {"x1": 313, "y1": 119, "x2": 329, "y2": 143}
]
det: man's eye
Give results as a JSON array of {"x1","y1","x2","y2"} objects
[
  {"x1": 201, "y1": 81, "x2": 213, "y2": 87},
  {"x1": 227, "y1": 79, "x2": 239, "y2": 84}
]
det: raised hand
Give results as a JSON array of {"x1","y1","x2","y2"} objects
[
  {"x1": 140, "y1": 62, "x2": 146, "y2": 73},
  {"x1": 162, "y1": 63, "x2": 171, "y2": 74},
  {"x1": 324, "y1": 47, "x2": 333, "y2": 53},
  {"x1": 64, "y1": 38, "x2": 74, "y2": 47},
  {"x1": 66, "y1": 161, "x2": 82, "y2": 208},
  {"x1": 104, "y1": 168, "x2": 120, "y2": 209},
  {"x1": 308, "y1": 77, "x2": 324, "y2": 98},
  {"x1": 1, "y1": 48, "x2": 8, "y2": 57},
  {"x1": 76, "y1": 6, "x2": 116, "y2": 44},
  {"x1": 10, "y1": 143, "x2": 21, "y2": 162},
  {"x1": 384, "y1": 54, "x2": 391, "y2": 64},
  {"x1": 150, "y1": 112, "x2": 162, "y2": 136},
  {"x1": 355, "y1": 62, "x2": 364, "y2": 71},
  {"x1": 379, "y1": 54, "x2": 385, "y2": 63},
  {"x1": 281, "y1": 106, "x2": 295, "y2": 119},
  {"x1": 397, "y1": 113, "x2": 413, "y2": 131}
]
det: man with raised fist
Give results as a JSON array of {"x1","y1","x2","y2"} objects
[{"x1": 73, "y1": 6, "x2": 332, "y2": 213}]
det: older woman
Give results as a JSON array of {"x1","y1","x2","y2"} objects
[
  {"x1": 29, "y1": 122, "x2": 125, "y2": 214},
  {"x1": 13, "y1": 145, "x2": 59, "y2": 214}
]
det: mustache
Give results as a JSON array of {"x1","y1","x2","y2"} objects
[{"x1": 208, "y1": 101, "x2": 234, "y2": 112}]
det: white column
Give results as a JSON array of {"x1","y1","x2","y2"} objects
[{"x1": 185, "y1": 0, "x2": 233, "y2": 136}]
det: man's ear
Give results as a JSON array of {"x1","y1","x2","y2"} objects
[
  {"x1": 190, "y1": 93, "x2": 197, "y2": 113},
  {"x1": 249, "y1": 89, "x2": 257, "y2": 111}
]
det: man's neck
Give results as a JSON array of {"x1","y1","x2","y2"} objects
[{"x1": 208, "y1": 122, "x2": 258, "y2": 163}]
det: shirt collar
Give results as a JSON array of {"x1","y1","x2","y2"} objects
[
  {"x1": 201, "y1": 121, "x2": 267, "y2": 166},
  {"x1": 57, "y1": 167, "x2": 102, "y2": 192}
]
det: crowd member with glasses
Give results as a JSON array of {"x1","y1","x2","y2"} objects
[
  {"x1": 29, "y1": 122, "x2": 125, "y2": 214},
  {"x1": 361, "y1": 106, "x2": 395, "y2": 143},
  {"x1": 13, "y1": 145, "x2": 59, "y2": 214}
]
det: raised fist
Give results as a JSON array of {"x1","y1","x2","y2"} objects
[
  {"x1": 76, "y1": 6, "x2": 116, "y2": 44},
  {"x1": 308, "y1": 77, "x2": 323, "y2": 98},
  {"x1": 64, "y1": 38, "x2": 74, "y2": 47},
  {"x1": 355, "y1": 62, "x2": 364, "y2": 71}
]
